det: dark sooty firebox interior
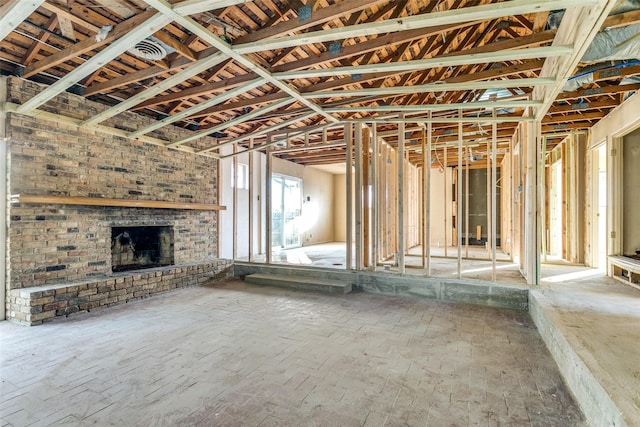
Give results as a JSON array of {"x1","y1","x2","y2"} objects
[{"x1": 111, "y1": 226, "x2": 173, "y2": 272}]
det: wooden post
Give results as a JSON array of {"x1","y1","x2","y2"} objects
[
  {"x1": 421, "y1": 127, "x2": 427, "y2": 269},
  {"x1": 266, "y1": 143, "x2": 273, "y2": 264},
  {"x1": 398, "y1": 119, "x2": 406, "y2": 273},
  {"x1": 371, "y1": 124, "x2": 379, "y2": 271},
  {"x1": 524, "y1": 119, "x2": 541, "y2": 285},
  {"x1": 216, "y1": 155, "x2": 221, "y2": 258},
  {"x1": 346, "y1": 124, "x2": 353, "y2": 270},
  {"x1": 363, "y1": 126, "x2": 370, "y2": 268},
  {"x1": 426, "y1": 116, "x2": 432, "y2": 275},
  {"x1": 487, "y1": 132, "x2": 492, "y2": 259},
  {"x1": 232, "y1": 143, "x2": 238, "y2": 261},
  {"x1": 355, "y1": 123, "x2": 363, "y2": 270},
  {"x1": 457, "y1": 113, "x2": 463, "y2": 278},
  {"x1": 248, "y1": 138, "x2": 254, "y2": 263},
  {"x1": 444, "y1": 146, "x2": 448, "y2": 257},
  {"x1": 465, "y1": 146, "x2": 469, "y2": 259},
  {"x1": 491, "y1": 109, "x2": 497, "y2": 280}
]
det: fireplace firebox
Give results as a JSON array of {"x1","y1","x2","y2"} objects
[{"x1": 111, "y1": 226, "x2": 173, "y2": 272}]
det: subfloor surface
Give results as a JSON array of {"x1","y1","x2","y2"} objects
[{"x1": 0, "y1": 280, "x2": 585, "y2": 427}]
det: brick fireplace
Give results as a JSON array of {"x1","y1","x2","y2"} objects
[
  {"x1": 111, "y1": 225, "x2": 174, "y2": 272},
  {"x1": 3, "y1": 76, "x2": 231, "y2": 325}
]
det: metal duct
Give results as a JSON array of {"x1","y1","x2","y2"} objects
[{"x1": 581, "y1": 24, "x2": 640, "y2": 64}]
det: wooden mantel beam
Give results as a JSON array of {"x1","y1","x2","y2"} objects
[{"x1": 15, "y1": 195, "x2": 226, "y2": 211}]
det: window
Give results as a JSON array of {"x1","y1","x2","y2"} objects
[{"x1": 231, "y1": 163, "x2": 249, "y2": 189}]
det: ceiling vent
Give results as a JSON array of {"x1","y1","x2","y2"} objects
[{"x1": 128, "y1": 38, "x2": 168, "y2": 61}]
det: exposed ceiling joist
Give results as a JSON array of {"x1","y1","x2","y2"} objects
[
  {"x1": 304, "y1": 77, "x2": 556, "y2": 99},
  {"x1": 16, "y1": 13, "x2": 173, "y2": 114},
  {"x1": 129, "y1": 78, "x2": 265, "y2": 137},
  {"x1": 232, "y1": 0, "x2": 599, "y2": 54},
  {"x1": 167, "y1": 98, "x2": 294, "y2": 148},
  {"x1": 142, "y1": 0, "x2": 339, "y2": 125},
  {"x1": 325, "y1": 100, "x2": 542, "y2": 113},
  {"x1": 233, "y1": 0, "x2": 389, "y2": 45},
  {"x1": 0, "y1": 0, "x2": 45, "y2": 42},
  {"x1": 82, "y1": 52, "x2": 228, "y2": 126},
  {"x1": 20, "y1": 10, "x2": 157, "y2": 79},
  {"x1": 198, "y1": 112, "x2": 319, "y2": 153},
  {"x1": 172, "y1": 0, "x2": 255, "y2": 16},
  {"x1": 532, "y1": 0, "x2": 618, "y2": 120},
  {"x1": 273, "y1": 46, "x2": 572, "y2": 80}
]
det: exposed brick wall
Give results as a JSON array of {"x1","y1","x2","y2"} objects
[
  {"x1": 5, "y1": 77, "x2": 223, "y2": 298},
  {"x1": 7, "y1": 261, "x2": 233, "y2": 326}
]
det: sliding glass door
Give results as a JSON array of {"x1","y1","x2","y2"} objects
[{"x1": 272, "y1": 175, "x2": 302, "y2": 249}]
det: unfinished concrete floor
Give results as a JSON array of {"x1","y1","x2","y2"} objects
[
  {"x1": 0, "y1": 279, "x2": 584, "y2": 426},
  {"x1": 533, "y1": 276, "x2": 640, "y2": 427}
]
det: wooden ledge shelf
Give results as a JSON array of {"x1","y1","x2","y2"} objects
[
  {"x1": 609, "y1": 255, "x2": 640, "y2": 291},
  {"x1": 14, "y1": 195, "x2": 226, "y2": 211}
]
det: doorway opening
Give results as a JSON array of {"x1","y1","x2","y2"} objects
[
  {"x1": 597, "y1": 144, "x2": 607, "y2": 269},
  {"x1": 549, "y1": 160, "x2": 563, "y2": 258},
  {"x1": 272, "y1": 175, "x2": 302, "y2": 249}
]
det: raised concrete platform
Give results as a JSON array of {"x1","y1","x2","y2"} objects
[
  {"x1": 530, "y1": 279, "x2": 640, "y2": 427},
  {"x1": 234, "y1": 262, "x2": 529, "y2": 310},
  {"x1": 244, "y1": 273, "x2": 352, "y2": 295}
]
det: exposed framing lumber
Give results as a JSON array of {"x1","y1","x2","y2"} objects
[
  {"x1": 169, "y1": 98, "x2": 294, "y2": 148},
  {"x1": 234, "y1": 0, "x2": 598, "y2": 54},
  {"x1": 0, "y1": 0, "x2": 45, "y2": 44},
  {"x1": 398, "y1": 119, "x2": 406, "y2": 274},
  {"x1": 305, "y1": 78, "x2": 556, "y2": 99},
  {"x1": 15, "y1": 194, "x2": 225, "y2": 210},
  {"x1": 548, "y1": 99, "x2": 619, "y2": 113},
  {"x1": 233, "y1": 0, "x2": 388, "y2": 45},
  {"x1": 131, "y1": 70, "x2": 257, "y2": 110},
  {"x1": 39, "y1": 2, "x2": 101, "y2": 33},
  {"x1": 602, "y1": 9, "x2": 640, "y2": 29},
  {"x1": 20, "y1": 15, "x2": 59, "y2": 66},
  {"x1": 346, "y1": 123, "x2": 353, "y2": 269},
  {"x1": 325, "y1": 100, "x2": 542, "y2": 113},
  {"x1": 185, "y1": 91, "x2": 287, "y2": 120},
  {"x1": 196, "y1": 112, "x2": 318, "y2": 153},
  {"x1": 555, "y1": 83, "x2": 640, "y2": 100},
  {"x1": 17, "y1": 13, "x2": 172, "y2": 114},
  {"x1": 21, "y1": 10, "x2": 157, "y2": 79},
  {"x1": 270, "y1": 21, "x2": 485, "y2": 74},
  {"x1": 82, "y1": 52, "x2": 228, "y2": 126},
  {"x1": 2, "y1": 101, "x2": 220, "y2": 159},
  {"x1": 144, "y1": 0, "x2": 340, "y2": 129},
  {"x1": 532, "y1": 1, "x2": 618, "y2": 120},
  {"x1": 273, "y1": 46, "x2": 572, "y2": 80},
  {"x1": 129, "y1": 78, "x2": 264, "y2": 136}
]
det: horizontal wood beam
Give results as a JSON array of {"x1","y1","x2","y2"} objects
[
  {"x1": 548, "y1": 98, "x2": 618, "y2": 113},
  {"x1": 82, "y1": 52, "x2": 228, "y2": 126},
  {"x1": 234, "y1": 0, "x2": 388, "y2": 45},
  {"x1": 21, "y1": 10, "x2": 156, "y2": 79},
  {"x1": 305, "y1": 77, "x2": 555, "y2": 99},
  {"x1": 602, "y1": 9, "x2": 640, "y2": 29},
  {"x1": 15, "y1": 195, "x2": 226, "y2": 210},
  {"x1": 542, "y1": 111, "x2": 606, "y2": 124},
  {"x1": 132, "y1": 70, "x2": 256, "y2": 110},
  {"x1": 0, "y1": 0, "x2": 45, "y2": 42},
  {"x1": 270, "y1": 21, "x2": 481, "y2": 74},
  {"x1": 556, "y1": 83, "x2": 640, "y2": 100},
  {"x1": 234, "y1": 0, "x2": 597, "y2": 54},
  {"x1": 274, "y1": 46, "x2": 572, "y2": 80}
]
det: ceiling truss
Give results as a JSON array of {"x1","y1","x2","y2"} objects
[{"x1": 1, "y1": 0, "x2": 635, "y2": 167}]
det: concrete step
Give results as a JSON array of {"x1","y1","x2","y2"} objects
[{"x1": 244, "y1": 273, "x2": 352, "y2": 295}]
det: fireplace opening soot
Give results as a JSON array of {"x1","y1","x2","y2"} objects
[{"x1": 111, "y1": 226, "x2": 173, "y2": 272}]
